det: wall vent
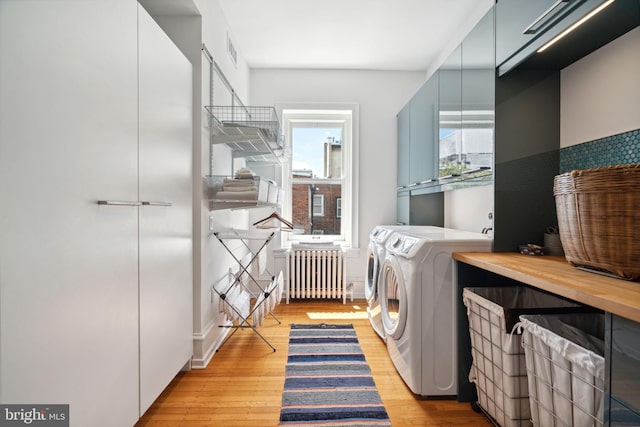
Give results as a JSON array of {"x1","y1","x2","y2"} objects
[{"x1": 227, "y1": 33, "x2": 237, "y2": 67}]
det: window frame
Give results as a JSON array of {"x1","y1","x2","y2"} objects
[{"x1": 280, "y1": 105, "x2": 359, "y2": 248}]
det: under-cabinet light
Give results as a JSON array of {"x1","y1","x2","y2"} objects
[{"x1": 537, "y1": 0, "x2": 615, "y2": 53}]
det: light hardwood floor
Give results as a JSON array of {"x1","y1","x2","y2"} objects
[{"x1": 136, "y1": 300, "x2": 490, "y2": 426}]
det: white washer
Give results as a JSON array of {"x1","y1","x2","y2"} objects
[
  {"x1": 379, "y1": 228, "x2": 492, "y2": 396},
  {"x1": 366, "y1": 226, "x2": 447, "y2": 340},
  {"x1": 366, "y1": 226, "x2": 393, "y2": 340}
]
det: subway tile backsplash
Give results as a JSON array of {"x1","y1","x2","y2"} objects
[{"x1": 560, "y1": 128, "x2": 640, "y2": 173}]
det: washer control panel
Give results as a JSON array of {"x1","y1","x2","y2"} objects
[{"x1": 389, "y1": 234, "x2": 418, "y2": 255}]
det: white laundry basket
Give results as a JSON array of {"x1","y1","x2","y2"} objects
[
  {"x1": 518, "y1": 313, "x2": 605, "y2": 427},
  {"x1": 462, "y1": 287, "x2": 589, "y2": 427}
]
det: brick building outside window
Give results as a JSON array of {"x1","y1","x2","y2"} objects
[{"x1": 291, "y1": 169, "x2": 341, "y2": 235}]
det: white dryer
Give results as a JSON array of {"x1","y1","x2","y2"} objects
[
  {"x1": 379, "y1": 228, "x2": 491, "y2": 396},
  {"x1": 366, "y1": 226, "x2": 448, "y2": 340}
]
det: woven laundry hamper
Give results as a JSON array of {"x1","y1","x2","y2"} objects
[{"x1": 553, "y1": 164, "x2": 640, "y2": 280}]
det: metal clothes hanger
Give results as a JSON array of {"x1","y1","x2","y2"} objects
[{"x1": 253, "y1": 211, "x2": 294, "y2": 231}]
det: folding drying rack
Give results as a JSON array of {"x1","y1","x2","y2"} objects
[{"x1": 212, "y1": 229, "x2": 283, "y2": 351}]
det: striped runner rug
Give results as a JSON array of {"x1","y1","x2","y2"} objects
[{"x1": 278, "y1": 324, "x2": 391, "y2": 427}]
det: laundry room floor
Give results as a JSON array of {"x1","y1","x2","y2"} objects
[{"x1": 136, "y1": 300, "x2": 490, "y2": 427}]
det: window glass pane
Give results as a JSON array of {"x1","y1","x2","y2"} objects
[
  {"x1": 292, "y1": 127, "x2": 342, "y2": 179},
  {"x1": 292, "y1": 183, "x2": 341, "y2": 235},
  {"x1": 312, "y1": 194, "x2": 324, "y2": 216},
  {"x1": 290, "y1": 124, "x2": 343, "y2": 237}
]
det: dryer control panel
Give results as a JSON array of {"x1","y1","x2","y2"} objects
[{"x1": 374, "y1": 228, "x2": 390, "y2": 243}]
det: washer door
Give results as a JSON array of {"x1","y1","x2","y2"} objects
[
  {"x1": 365, "y1": 241, "x2": 378, "y2": 304},
  {"x1": 379, "y1": 254, "x2": 407, "y2": 340}
]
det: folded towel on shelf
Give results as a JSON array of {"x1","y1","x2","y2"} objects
[
  {"x1": 223, "y1": 178, "x2": 257, "y2": 186},
  {"x1": 235, "y1": 168, "x2": 254, "y2": 179},
  {"x1": 222, "y1": 185, "x2": 258, "y2": 192},
  {"x1": 215, "y1": 190, "x2": 259, "y2": 201}
]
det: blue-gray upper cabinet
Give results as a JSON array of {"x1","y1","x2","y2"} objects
[
  {"x1": 397, "y1": 73, "x2": 439, "y2": 190},
  {"x1": 410, "y1": 74, "x2": 439, "y2": 185},
  {"x1": 461, "y1": 7, "x2": 494, "y2": 173},
  {"x1": 397, "y1": 103, "x2": 411, "y2": 189},
  {"x1": 438, "y1": 45, "x2": 462, "y2": 178},
  {"x1": 496, "y1": 0, "x2": 624, "y2": 76}
]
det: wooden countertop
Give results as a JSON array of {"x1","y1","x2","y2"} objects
[{"x1": 453, "y1": 252, "x2": 640, "y2": 323}]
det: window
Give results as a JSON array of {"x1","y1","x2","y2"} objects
[
  {"x1": 312, "y1": 194, "x2": 325, "y2": 216},
  {"x1": 281, "y1": 107, "x2": 358, "y2": 247}
]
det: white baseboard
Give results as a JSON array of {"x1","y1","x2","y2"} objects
[{"x1": 191, "y1": 315, "x2": 231, "y2": 369}]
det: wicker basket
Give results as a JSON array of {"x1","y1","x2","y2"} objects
[{"x1": 553, "y1": 164, "x2": 640, "y2": 280}]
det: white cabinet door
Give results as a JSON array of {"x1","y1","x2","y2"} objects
[
  {"x1": 138, "y1": 5, "x2": 194, "y2": 415},
  {"x1": 0, "y1": 1, "x2": 140, "y2": 426}
]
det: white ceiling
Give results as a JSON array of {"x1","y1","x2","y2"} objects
[{"x1": 217, "y1": 0, "x2": 494, "y2": 71}]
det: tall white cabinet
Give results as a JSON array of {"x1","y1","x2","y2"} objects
[
  {"x1": 138, "y1": 5, "x2": 194, "y2": 416},
  {"x1": 0, "y1": 1, "x2": 193, "y2": 426}
]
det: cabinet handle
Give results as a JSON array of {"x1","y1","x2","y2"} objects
[
  {"x1": 141, "y1": 201, "x2": 173, "y2": 207},
  {"x1": 522, "y1": 0, "x2": 570, "y2": 34},
  {"x1": 97, "y1": 200, "x2": 141, "y2": 206}
]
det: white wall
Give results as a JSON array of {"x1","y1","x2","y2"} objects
[
  {"x1": 195, "y1": 0, "x2": 250, "y2": 104},
  {"x1": 561, "y1": 27, "x2": 640, "y2": 148},
  {"x1": 189, "y1": 0, "x2": 256, "y2": 368},
  {"x1": 425, "y1": 0, "x2": 494, "y2": 79},
  {"x1": 251, "y1": 69, "x2": 425, "y2": 293},
  {"x1": 444, "y1": 184, "x2": 494, "y2": 234}
]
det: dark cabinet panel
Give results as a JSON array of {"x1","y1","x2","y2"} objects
[
  {"x1": 609, "y1": 315, "x2": 640, "y2": 414},
  {"x1": 496, "y1": 0, "x2": 568, "y2": 67},
  {"x1": 497, "y1": 0, "x2": 639, "y2": 76},
  {"x1": 410, "y1": 192, "x2": 444, "y2": 226},
  {"x1": 493, "y1": 69, "x2": 560, "y2": 252},
  {"x1": 396, "y1": 190, "x2": 409, "y2": 225},
  {"x1": 610, "y1": 398, "x2": 640, "y2": 426}
]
